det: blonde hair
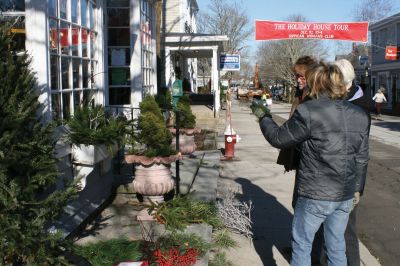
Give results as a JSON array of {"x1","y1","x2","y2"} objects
[
  {"x1": 306, "y1": 62, "x2": 347, "y2": 99},
  {"x1": 332, "y1": 59, "x2": 355, "y2": 89}
]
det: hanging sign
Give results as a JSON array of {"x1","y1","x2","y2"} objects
[
  {"x1": 385, "y1": 46, "x2": 398, "y2": 60},
  {"x1": 220, "y1": 54, "x2": 240, "y2": 71},
  {"x1": 255, "y1": 20, "x2": 369, "y2": 42}
]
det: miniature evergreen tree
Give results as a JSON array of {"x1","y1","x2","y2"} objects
[
  {"x1": 137, "y1": 96, "x2": 175, "y2": 157},
  {"x1": 0, "y1": 23, "x2": 76, "y2": 264},
  {"x1": 176, "y1": 95, "x2": 196, "y2": 129}
]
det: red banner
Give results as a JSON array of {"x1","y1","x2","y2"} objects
[
  {"x1": 256, "y1": 20, "x2": 368, "y2": 42},
  {"x1": 385, "y1": 46, "x2": 398, "y2": 60}
]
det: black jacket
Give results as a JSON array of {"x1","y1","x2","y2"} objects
[
  {"x1": 260, "y1": 95, "x2": 370, "y2": 201},
  {"x1": 346, "y1": 85, "x2": 374, "y2": 195},
  {"x1": 347, "y1": 85, "x2": 375, "y2": 114}
]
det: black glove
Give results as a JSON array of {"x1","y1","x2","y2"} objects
[{"x1": 251, "y1": 102, "x2": 271, "y2": 121}]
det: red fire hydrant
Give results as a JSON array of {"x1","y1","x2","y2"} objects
[{"x1": 224, "y1": 125, "x2": 240, "y2": 159}]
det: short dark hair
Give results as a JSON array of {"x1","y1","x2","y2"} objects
[{"x1": 293, "y1": 56, "x2": 317, "y2": 76}]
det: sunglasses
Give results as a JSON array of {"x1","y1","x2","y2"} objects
[{"x1": 295, "y1": 74, "x2": 305, "y2": 79}]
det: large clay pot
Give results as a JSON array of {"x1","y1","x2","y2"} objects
[
  {"x1": 133, "y1": 164, "x2": 175, "y2": 199},
  {"x1": 124, "y1": 154, "x2": 181, "y2": 221},
  {"x1": 170, "y1": 128, "x2": 201, "y2": 155},
  {"x1": 171, "y1": 134, "x2": 196, "y2": 155}
]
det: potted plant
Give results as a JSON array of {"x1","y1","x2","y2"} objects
[
  {"x1": 67, "y1": 104, "x2": 127, "y2": 165},
  {"x1": 124, "y1": 96, "x2": 181, "y2": 220},
  {"x1": 170, "y1": 95, "x2": 201, "y2": 155}
]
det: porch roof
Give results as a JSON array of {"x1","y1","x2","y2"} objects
[{"x1": 164, "y1": 33, "x2": 229, "y2": 58}]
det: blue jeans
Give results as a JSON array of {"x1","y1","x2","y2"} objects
[{"x1": 291, "y1": 197, "x2": 353, "y2": 266}]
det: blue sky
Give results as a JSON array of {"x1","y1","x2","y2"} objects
[{"x1": 197, "y1": 0, "x2": 400, "y2": 60}]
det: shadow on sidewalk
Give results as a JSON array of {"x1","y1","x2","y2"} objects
[
  {"x1": 371, "y1": 121, "x2": 400, "y2": 132},
  {"x1": 235, "y1": 177, "x2": 292, "y2": 265}
]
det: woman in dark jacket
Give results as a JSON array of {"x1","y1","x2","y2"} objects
[
  {"x1": 333, "y1": 59, "x2": 375, "y2": 266},
  {"x1": 258, "y1": 62, "x2": 370, "y2": 265}
]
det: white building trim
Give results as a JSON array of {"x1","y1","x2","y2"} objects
[{"x1": 163, "y1": 33, "x2": 228, "y2": 116}]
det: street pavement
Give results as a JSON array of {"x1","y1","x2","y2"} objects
[{"x1": 219, "y1": 99, "x2": 382, "y2": 266}]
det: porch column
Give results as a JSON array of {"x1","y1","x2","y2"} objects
[
  {"x1": 131, "y1": 0, "x2": 142, "y2": 107},
  {"x1": 25, "y1": 0, "x2": 50, "y2": 121},
  {"x1": 212, "y1": 47, "x2": 220, "y2": 117},
  {"x1": 165, "y1": 47, "x2": 172, "y2": 88}
]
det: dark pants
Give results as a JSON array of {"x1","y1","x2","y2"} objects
[
  {"x1": 314, "y1": 205, "x2": 360, "y2": 266},
  {"x1": 375, "y1": 102, "x2": 383, "y2": 115}
]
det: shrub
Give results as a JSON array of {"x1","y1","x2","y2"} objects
[
  {"x1": 138, "y1": 112, "x2": 175, "y2": 157},
  {"x1": 132, "y1": 95, "x2": 175, "y2": 157},
  {"x1": 176, "y1": 95, "x2": 196, "y2": 129},
  {"x1": 155, "y1": 89, "x2": 173, "y2": 110},
  {"x1": 139, "y1": 95, "x2": 164, "y2": 120},
  {"x1": 0, "y1": 22, "x2": 77, "y2": 265},
  {"x1": 67, "y1": 105, "x2": 127, "y2": 146}
]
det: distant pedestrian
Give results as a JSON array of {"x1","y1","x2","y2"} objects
[
  {"x1": 261, "y1": 90, "x2": 267, "y2": 105},
  {"x1": 256, "y1": 62, "x2": 370, "y2": 266},
  {"x1": 372, "y1": 88, "x2": 387, "y2": 118}
]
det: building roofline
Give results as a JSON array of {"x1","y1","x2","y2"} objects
[
  {"x1": 369, "y1": 12, "x2": 400, "y2": 30},
  {"x1": 165, "y1": 33, "x2": 229, "y2": 43}
]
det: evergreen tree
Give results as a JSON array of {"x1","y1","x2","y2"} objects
[{"x1": 0, "y1": 23, "x2": 77, "y2": 265}]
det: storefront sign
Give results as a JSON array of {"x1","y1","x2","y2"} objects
[
  {"x1": 385, "y1": 46, "x2": 398, "y2": 60},
  {"x1": 255, "y1": 20, "x2": 368, "y2": 42},
  {"x1": 220, "y1": 54, "x2": 240, "y2": 71}
]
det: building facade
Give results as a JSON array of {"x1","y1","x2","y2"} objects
[
  {"x1": 370, "y1": 13, "x2": 400, "y2": 114},
  {"x1": 1, "y1": 0, "x2": 228, "y2": 234},
  {"x1": 0, "y1": 0, "x2": 160, "y2": 235},
  {"x1": 1, "y1": 0, "x2": 159, "y2": 122}
]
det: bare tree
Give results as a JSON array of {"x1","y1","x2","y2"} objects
[
  {"x1": 353, "y1": 0, "x2": 395, "y2": 23},
  {"x1": 256, "y1": 14, "x2": 327, "y2": 102},
  {"x1": 345, "y1": 0, "x2": 396, "y2": 68},
  {"x1": 197, "y1": 0, "x2": 253, "y2": 87},
  {"x1": 197, "y1": 0, "x2": 253, "y2": 53}
]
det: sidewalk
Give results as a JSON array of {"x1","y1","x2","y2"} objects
[{"x1": 219, "y1": 99, "x2": 381, "y2": 265}]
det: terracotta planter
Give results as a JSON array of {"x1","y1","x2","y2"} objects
[
  {"x1": 170, "y1": 128, "x2": 201, "y2": 155},
  {"x1": 124, "y1": 154, "x2": 181, "y2": 221},
  {"x1": 134, "y1": 164, "x2": 174, "y2": 221},
  {"x1": 133, "y1": 164, "x2": 175, "y2": 197}
]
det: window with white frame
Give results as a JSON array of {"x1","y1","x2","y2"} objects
[
  {"x1": 107, "y1": 0, "x2": 131, "y2": 105},
  {"x1": 49, "y1": 0, "x2": 98, "y2": 121},
  {"x1": 141, "y1": 0, "x2": 154, "y2": 95}
]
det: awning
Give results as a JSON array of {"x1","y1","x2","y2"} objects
[{"x1": 164, "y1": 33, "x2": 229, "y2": 57}]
